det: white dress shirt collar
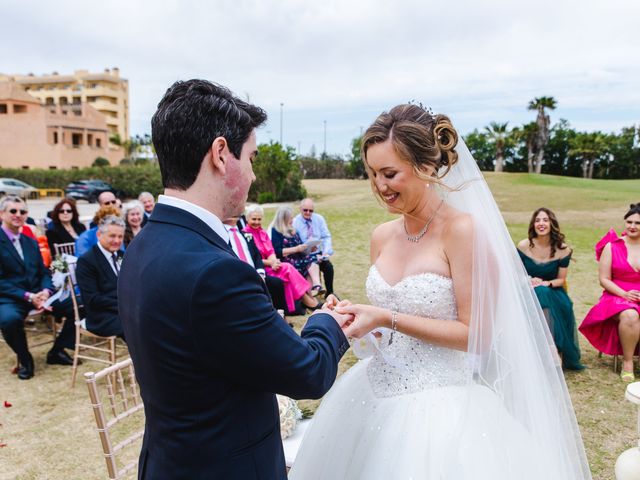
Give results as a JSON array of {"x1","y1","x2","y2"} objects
[
  {"x1": 158, "y1": 194, "x2": 229, "y2": 243},
  {"x1": 97, "y1": 242, "x2": 119, "y2": 276}
]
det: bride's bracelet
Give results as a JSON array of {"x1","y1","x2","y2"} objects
[{"x1": 389, "y1": 310, "x2": 398, "y2": 345}]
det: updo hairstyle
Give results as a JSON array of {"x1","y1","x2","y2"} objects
[
  {"x1": 361, "y1": 104, "x2": 459, "y2": 181},
  {"x1": 624, "y1": 203, "x2": 640, "y2": 219}
]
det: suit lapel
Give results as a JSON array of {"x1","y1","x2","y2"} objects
[
  {"x1": 93, "y1": 245, "x2": 118, "y2": 281},
  {"x1": 0, "y1": 229, "x2": 26, "y2": 267}
]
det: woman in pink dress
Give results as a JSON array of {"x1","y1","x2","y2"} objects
[
  {"x1": 243, "y1": 205, "x2": 320, "y2": 314},
  {"x1": 580, "y1": 203, "x2": 640, "y2": 381}
]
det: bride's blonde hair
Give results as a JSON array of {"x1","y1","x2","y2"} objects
[{"x1": 361, "y1": 104, "x2": 459, "y2": 196}]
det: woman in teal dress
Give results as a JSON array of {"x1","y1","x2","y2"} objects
[{"x1": 517, "y1": 208, "x2": 585, "y2": 370}]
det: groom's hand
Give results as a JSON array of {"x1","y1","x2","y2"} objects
[
  {"x1": 312, "y1": 307, "x2": 353, "y2": 328},
  {"x1": 335, "y1": 304, "x2": 390, "y2": 339}
]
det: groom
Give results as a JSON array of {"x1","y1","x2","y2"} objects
[{"x1": 119, "y1": 79, "x2": 350, "y2": 479}]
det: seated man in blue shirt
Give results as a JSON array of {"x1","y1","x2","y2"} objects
[{"x1": 292, "y1": 198, "x2": 336, "y2": 296}]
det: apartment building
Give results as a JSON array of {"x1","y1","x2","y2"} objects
[
  {"x1": 0, "y1": 80, "x2": 122, "y2": 169},
  {"x1": 0, "y1": 68, "x2": 129, "y2": 142}
]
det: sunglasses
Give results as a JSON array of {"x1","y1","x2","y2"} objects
[
  {"x1": 303, "y1": 209, "x2": 314, "y2": 213},
  {"x1": 102, "y1": 200, "x2": 117, "y2": 206},
  {"x1": 9, "y1": 208, "x2": 28, "y2": 215},
  {"x1": 59, "y1": 209, "x2": 73, "y2": 214}
]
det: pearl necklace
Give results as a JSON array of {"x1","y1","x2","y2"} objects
[{"x1": 403, "y1": 199, "x2": 444, "y2": 243}]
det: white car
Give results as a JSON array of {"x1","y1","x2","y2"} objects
[{"x1": 0, "y1": 178, "x2": 38, "y2": 199}]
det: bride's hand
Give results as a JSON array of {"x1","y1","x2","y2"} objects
[{"x1": 335, "y1": 304, "x2": 390, "y2": 339}]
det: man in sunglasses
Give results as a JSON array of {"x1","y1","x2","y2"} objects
[
  {"x1": 0, "y1": 196, "x2": 77, "y2": 380},
  {"x1": 89, "y1": 191, "x2": 119, "y2": 228},
  {"x1": 293, "y1": 198, "x2": 336, "y2": 296}
]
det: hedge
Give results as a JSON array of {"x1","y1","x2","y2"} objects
[{"x1": 0, "y1": 164, "x2": 164, "y2": 199}]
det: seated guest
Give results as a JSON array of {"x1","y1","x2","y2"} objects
[
  {"x1": 269, "y1": 206, "x2": 324, "y2": 295},
  {"x1": 517, "y1": 208, "x2": 584, "y2": 370},
  {"x1": 0, "y1": 196, "x2": 76, "y2": 380},
  {"x1": 75, "y1": 205, "x2": 121, "y2": 257},
  {"x1": 580, "y1": 203, "x2": 640, "y2": 381},
  {"x1": 293, "y1": 198, "x2": 336, "y2": 296},
  {"x1": 45, "y1": 197, "x2": 86, "y2": 253},
  {"x1": 123, "y1": 201, "x2": 144, "y2": 248},
  {"x1": 75, "y1": 216, "x2": 126, "y2": 339},
  {"x1": 222, "y1": 216, "x2": 288, "y2": 313},
  {"x1": 138, "y1": 192, "x2": 155, "y2": 224},
  {"x1": 89, "y1": 191, "x2": 119, "y2": 228},
  {"x1": 242, "y1": 205, "x2": 320, "y2": 313}
]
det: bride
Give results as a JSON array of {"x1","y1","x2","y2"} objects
[{"x1": 289, "y1": 104, "x2": 592, "y2": 479}]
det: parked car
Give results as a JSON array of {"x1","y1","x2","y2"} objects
[
  {"x1": 0, "y1": 178, "x2": 39, "y2": 199},
  {"x1": 64, "y1": 180, "x2": 124, "y2": 203}
]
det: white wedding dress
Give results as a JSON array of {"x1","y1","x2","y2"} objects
[{"x1": 289, "y1": 265, "x2": 562, "y2": 479}]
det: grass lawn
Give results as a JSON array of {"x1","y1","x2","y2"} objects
[{"x1": 1, "y1": 174, "x2": 639, "y2": 479}]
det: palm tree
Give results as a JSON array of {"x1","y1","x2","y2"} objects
[
  {"x1": 528, "y1": 96, "x2": 557, "y2": 174},
  {"x1": 485, "y1": 122, "x2": 509, "y2": 172},
  {"x1": 568, "y1": 131, "x2": 608, "y2": 179}
]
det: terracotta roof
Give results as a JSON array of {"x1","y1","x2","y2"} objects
[{"x1": 0, "y1": 81, "x2": 42, "y2": 104}]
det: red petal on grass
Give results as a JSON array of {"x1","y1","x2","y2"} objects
[
  {"x1": 3, "y1": 401, "x2": 11, "y2": 408},
  {"x1": 0, "y1": 443, "x2": 6, "y2": 448}
]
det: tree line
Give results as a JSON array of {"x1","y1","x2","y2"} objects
[{"x1": 467, "y1": 96, "x2": 640, "y2": 179}]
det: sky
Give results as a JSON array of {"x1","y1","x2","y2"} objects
[{"x1": 2, "y1": 0, "x2": 639, "y2": 156}]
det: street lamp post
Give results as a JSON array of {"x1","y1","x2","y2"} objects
[
  {"x1": 279, "y1": 103, "x2": 284, "y2": 145},
  {"x1": 323, "y1": 120, "x2": 327, "y2": 157}
]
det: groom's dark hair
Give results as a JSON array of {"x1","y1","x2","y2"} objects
[{"x1": 151, "y1": 79, "x2": 267, "y2": 190}]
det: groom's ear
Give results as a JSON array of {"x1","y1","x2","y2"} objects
[{"x1": 209, "y1": 136, "x2": 229, "y2": 175}]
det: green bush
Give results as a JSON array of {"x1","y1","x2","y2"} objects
[
  {"x1": 92, "y1": 157, "x2": 110, "y2": 167},
  {"x1": 249, "y1": 143, "x2": 307, "y2": 202},
  {"x1": 0, "y1": 164, "x2": 163, "y2": 199},
  {"x1": 257, "y1": 191, "x2": 275, "y2": 203}
]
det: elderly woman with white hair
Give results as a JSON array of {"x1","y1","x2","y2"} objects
[
  {"x1": 266, "y1": 205, "x2": 324, "y2": 295},
  {"x1": 243, "y1": 204, "x2": 321, "y2": 312},
  {"x1": 122, "y1": 200, "x2": 145, "y2": 248}
]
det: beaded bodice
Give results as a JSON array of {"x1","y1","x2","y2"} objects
[{"x1": 365, "y1": 265, "x2": 470, "y2": 397}]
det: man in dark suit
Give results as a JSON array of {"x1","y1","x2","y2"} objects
[
  {"x1": 0, "y1": 196, "x2": 76, "y2": 380},
  {"x1": 223, "y1": 216, "x2": 290, "y2": 314},
  {"x1": 76, "y1": 215, "x2": 126, "y2": 338},
  {"x1": 118, "y1": 80, "x2": 350, "y2": 479}
]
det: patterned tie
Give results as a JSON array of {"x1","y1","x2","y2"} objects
[
  {"x1": 111, "y1": 253, "x2": 119, "y2": 275},
  {"x1": 305, "y1": 219, "x2": 313, "y2": 240},
  {"x1": 13, "y1": 236, "x2": 24, "y2": 261},
  {"x1": 230, "y1": 227, "x2": 249, "y2": 263}
]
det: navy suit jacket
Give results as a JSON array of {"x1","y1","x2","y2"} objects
[
  {"x1": 118, "y1": 203, "x2": 349, "y2": 480},
  {"x1": 76, "y1": 245, "x2": 123, "y2": 337},
  {"x1": 0, "y1": 229, "x2": 53, "y2": 314}
]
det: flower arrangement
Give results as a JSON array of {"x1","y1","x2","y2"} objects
[
  {"x1": 50, "y1": 255, "x2": 70, "y2": 275},
  {"x1": 277, "y1": 395, "x2": 302, "y2": 440},
  {"x1": 243, "y1": 232, "x2": 253, "y2": 243}
]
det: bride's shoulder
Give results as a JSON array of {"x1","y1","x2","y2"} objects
[
  {"x1": 441, "y1": 208, "x2": 473, "y2": 239},
  {"x1": 370, "y1": 219, "x2": 400, "y2": 257}
]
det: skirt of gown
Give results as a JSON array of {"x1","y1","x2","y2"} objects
[
  {"x1": 533, "y1": 285, "x2": 584, "y2": 370},
  {"x1": 580, "y1": 291, "x2": 640, "y2": 355},
  {"x1": 265, "y1": 262, "x2": 310, "y2": 312},
  {"x1": 289, "y1": 358, "x2": 554, "y2": 480}
]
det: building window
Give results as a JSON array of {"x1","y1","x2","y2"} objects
[
  {"x1": 72, "y1": 96, "x2": 81, "y2": 104},
  {"x1": 49, "y1": 166, "x2": 57, "y2": 170},
  {"x1": 71, "y1": 166, "x2": 79, "y2": 170},
  {"x1": 87, "y1": 133, "x2": 93, "y2": 147},
  {"x1": 45, "y1": 97, "x2": 55, "y2": 105},
  {"x1": 72, "y1": 133, "x2": 83, "y2": 147},
  {"x1": 53, "y1": 132, "x2": 59, "y2": 144},
  {"x1": 21, "y1": 166, "x2": 30, "y2": 170},
  {"x1": 13, "y1": 105, "x2": 27, "y2": 113},
  {"x1": 0, "y1": 104, "x2": 7, "y2": 114},
  {"x1": 96, "y1": 138, "x2": 102, "y2": 148},
  {"x1": 60, "y1": 97, "x2": 68, "y2": 105}
]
